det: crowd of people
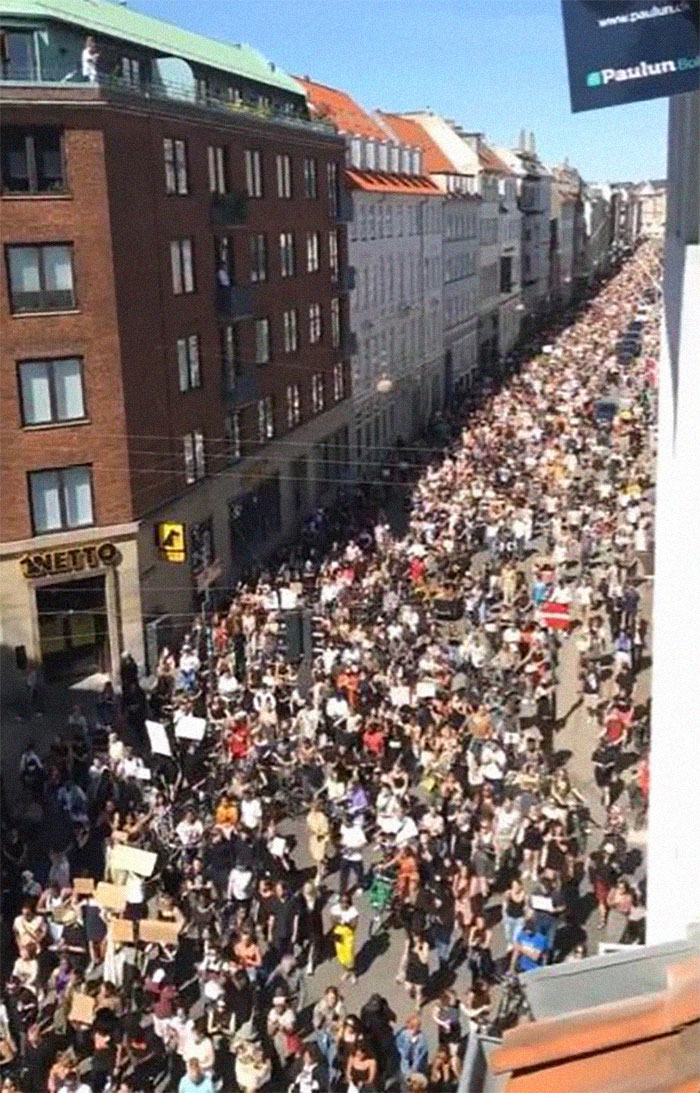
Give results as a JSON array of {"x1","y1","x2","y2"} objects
[{"x1": 0, "y1": 244, "x2": 659, "y2": 1093}]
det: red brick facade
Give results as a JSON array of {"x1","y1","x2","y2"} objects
[{"x1": 0, "y1": 87, "x2": 348, "y2": 542}]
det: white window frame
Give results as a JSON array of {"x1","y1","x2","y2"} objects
[
  {"x1": 283, "y1": 308, "x2": 298, "y2": 353},
  {"x1": 170, "y1": 238, "x2": 194, "y2": 295},
  {"x1": 306, "y1": 231, "x2": 320, "y2": 273},
  {"x1": 286, "y1": 383, "x2": 301, "y2": 428},
  {"x1": 245, "y1": 149, "x2": 262, "y2": 198},
  {"x1": 276, "y1": 153, "x2": 292, "y2": 198},
  {"x1": 333, "y1": 362, "x2": 344, "y2": 402},
  {"x1": 176, "y1": 334, "x2": 201, "y2": 392},
  {"x1": 311, "y1": 372, "x2": 325, "y2": 413},
  {"x1": 330, "y1": 297, "x2": 340, "y2": 349},
  {"x1": 304, "y1": 157, "x2": 318, "y2": 198},
  {"x1": 208, "y1": 145, "x2": 226, "y2": 195},
  {"x1": 18, "y1": 357, "x2": 85, "y2": 426},
  {"x1": 328, "y1": 229, "x2": 339, "y2": 281},
  {"x1": 225, "y1": 411, "x2": 241, "y2": 461},
  {"x1": 255, "y1": 318, "x2": 270, "y2": 364},
  {"x1": 279, "y1": 232, "x2": 295, "y2": 278},
  {"x1": 309, "y1": 303, "x2": 322, "y2": 344},
  {"x1": 29, "y1": 464, "x2": 93, "y2": 534},
  {"x1": 250, "y1": 233, "x2": 267, "y2": 283}
]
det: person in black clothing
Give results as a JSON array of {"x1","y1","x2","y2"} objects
[
  {"x1": 360, "y1": 993, "x2": 399, "y2": 1085},
  {"x1": 19, "y1": 1022, "x2": 55, "y2": 1092}
]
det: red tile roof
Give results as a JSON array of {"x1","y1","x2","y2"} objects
[
  {"x1": 345, "y1": 168, "x2": 441, "y2": 196},
  {"x1": 478, "y1": 143, "x2": 511, "y2": 174},
  {"x1": 295, "y1": 76, "x2": 386, "y2": 139},
  {"x1": 378, "y1": 113, "x2": 455, "y2": 174},
  {"x1": 490, "y1": 955, "x2": 700, "y2": 1093}
]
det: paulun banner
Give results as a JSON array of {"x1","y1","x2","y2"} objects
[{"x1": 561, "y1": 0, "x2": 699, "y2": 112}]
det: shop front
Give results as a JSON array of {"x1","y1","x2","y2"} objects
[{"x1": 0, "y1": 526, "x2": 144, "y2": 705}]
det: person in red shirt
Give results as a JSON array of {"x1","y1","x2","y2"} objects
[
  {"x1": 409, "y1": 556, "x2": 426, "y2": 585},
  {"x1": 228, "y1": 715, "x2": 250, "y2": 761},
  {"x1": 363, "y1": 723, "x2": 385, "y2": 758}
]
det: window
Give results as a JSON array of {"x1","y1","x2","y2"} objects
[
  {"x1": 224, "y1": 411, "x2": 241, "y2": 461},
  {"x1": 250, "y1": 233, "x2": 267, "y2": 283},
  {"x1": 1, "y1": 29, "x2": 38, "y2": 80},
  {"x1": 215, "y1": 236, "x2": 234, "y2": 284},
  {"x1": 309, "y1": 303, "x2": 322, "y2": 344},
  {"x1": 1, "y1": 127, "x2": 64, "y2": 194},
  {"x1": 286, "y1": 383, "x2": 301, "y2": 427},
  {"x1": 255, "y1": 318, "x2": 270, "y2": 363},
  {"x1": 6, "y1": 244, "x2": 75, "y2": 313},
  {"x1": 220, "y1": 324, "x2": 239, "y2": 389},
  {"x1": 176, "y1": 334, "x2": 201, "y2": 392},
  {"x1": 170, "y1": 238, "x2": 194, "y2": 294},
  {"x1": 311, "y1": 373, "x2": 325, "y2": 413},
  {"x1": 244, "y1": 149, "x2": 262, "y2": 197},
  {"x1": 283, "y1": 308, "x2": 298, "y2": 353},
  {"x1": 330, "y1": 297, "x2": 341, "y2": 349},
  {"x1": 327, "y1": 161, "x2": 339, "y2": 217},
  {"x1": 163, "y1": 138, "x2": 188, "y2": 195},
  {"x1": 303, "y1": 157, "x2": 318, "y2": 198},
  {"x1": 29, "y1": 465, "x2": 93, "y2": 534},
  {"x1": 257, "y1": 396, "x2": 274, "y2": 442},
  {"x1": 368, "y1": 205, "x2": 375, "y2": 239},
  {"x1": 184, "y1": 430, "x2": 206, "y2": 484},
  {"x1": 306, "y1": 231, "x2": 320, "y2": 273},
  {"x1": 18, "y1": 357, "x2": 85, "y2": 426},
  {"x1": 279, "y1": 232, "x2": 295, "y2": 277},
  {"x1": 328, "y1": 230, "x2": 339, "y2": 281},
  {"x1": 500, "y1": 255, "x2": 513, "y2": 295},
  {"x1": 276, "y1": 154, "x2": 292, "y2": 198},
  {"x1": 121, "y1": 57, "x2": 140, "y2": 86},
  {"x1": 333, "y1": 362, "x2": 345, "y2": 402},
  {"x1": 207, "y1": 145, "x2": 227, "y2": 194},
  {"x1": 196, "y1": 77, "x2": 209, "y2": 102}
]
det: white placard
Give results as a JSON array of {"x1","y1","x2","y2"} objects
[
  {"x1": 416, "y1": 681, "x2": 436, "y2": 699},
  {"x1": 146, "y1": 720, "x2": 172, "y2": 757},
  {"x1": 175, "y1": 715, "x2": 206, "y2": 742},
  {"x1": 110, "y1": 844, "x2": 157, "y2": 878},
  {"x1": 279, "y1": 587, "x2": 298, "y2": 610},
  {"x1": 390, "y1": 686, "x2": 411, "y2": 707}
]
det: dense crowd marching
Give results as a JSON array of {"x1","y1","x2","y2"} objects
[{"x1": 1, "y1": 244, "x2": 659, "y2": 1093}]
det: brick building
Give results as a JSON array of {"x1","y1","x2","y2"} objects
[{"x1": 0, "y1": 0, "x2": 351, "y2": 700}]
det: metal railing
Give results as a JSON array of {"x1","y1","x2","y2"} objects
[{"x1": 1, "y1": 65, "x2": 337, "y2": 137}]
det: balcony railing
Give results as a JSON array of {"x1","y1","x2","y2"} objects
[
  {"x1": 0, "y1": 66, "x2": 337, "y2": 137},
  {"x1": 341, "y1": 329, "x2": 358, "y2": 356},
  {"x1": 216, "y1": 283, "x2": 253, "y2": 321},
  {"x1": 222, "y1": 367, "x2": 262, "y2": 404},
  {"x1": 211, "y1": 192, "x2": 247, "y2": 227},
  {"x1": 339, "y1": 265, "x2": 356, "y2": 293}
]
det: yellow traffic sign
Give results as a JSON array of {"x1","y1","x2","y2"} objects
[{"x1": 157, "y1": 522, "x2": 186, "y2": 563}]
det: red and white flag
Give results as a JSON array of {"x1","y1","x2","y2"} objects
[{"x1": 540, "y1": 602, "x2": 571, "y2": 630}]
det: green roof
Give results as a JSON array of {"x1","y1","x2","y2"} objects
[{"x1": 0, "y1": 0, "x2": 304, "y2": 95}]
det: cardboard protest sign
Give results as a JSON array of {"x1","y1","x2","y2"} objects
[
  {"x1": 108, "y1": 918, "x2": 135, "y2": 943},
  {"x1": 139, "y1": 918, "x2": 181, "y2": 945},
  {"x1": 69, "y1": 993, "x2": 95, "y2": 1024},
  {"x1": 110, "y1": 844, "x2": 157, "y2": 878},
  {"x1": 73, "y1": 877, "x2": 95, "y2": 895},
  {"x1": 174, "y1": 714, "x2": 206, "y2": 742},
  {"x1": 146, "y1": 720, "x2": 172, "y2": 757},
  {"x1": 95, "y1": 883, "x2": 127, "y2": 912},
  {"x1": 416, "y1": 680, "x2": 437, "y2": 699}
]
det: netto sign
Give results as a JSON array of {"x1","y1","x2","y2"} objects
[
  {"x1": 561, "y1": 0, "x2": 699, "y2": 112},
  {"x1": 19, "y1": 541, "x2": 121, "y2": 579}
]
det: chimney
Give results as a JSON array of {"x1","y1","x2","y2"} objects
[
  {"x1": 529, "y1": 131, "x2": 536, "y2": 154},
  {"x1": 461, "y1": 131, "x2": 483, "y2": 154}
]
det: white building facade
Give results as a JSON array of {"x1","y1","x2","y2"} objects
[
  {"x1": 498, "y1": 138, "x2": 552, "y2": 324},
  {"x1": 442, "y1": 194, "x2": 480, "y2": 397},
  {"x1": 647, "y1": 89, "x2": 700, "y2": 947},
  {"x1": 345, "y1": 143, "x2": 444, "y2": 467}
]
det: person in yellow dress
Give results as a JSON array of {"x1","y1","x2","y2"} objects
[{"x1": 330, "y1": 892, "x2": 359, "y2": 982}]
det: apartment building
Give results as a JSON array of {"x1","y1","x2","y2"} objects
[
  {"x1": 0, "y1": 0, "x2": 350, "y2": 699},
  {"x1": 550, "y1": 163, "x2": 585, "y2": 307},
  {"x1": 299, "y1": 80, "x2": 444, "y2": 472},
  {"x1": 497, "y1": 134, "x2": 552, "y2": 325}
]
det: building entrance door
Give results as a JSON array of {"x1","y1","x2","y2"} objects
[{"x1": 36, "y1": 575, "x2": 109, "y2": 681}]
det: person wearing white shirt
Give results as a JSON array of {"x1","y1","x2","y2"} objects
[
  {"x1": 394, "y1": 812, "x2": 418, "y2": 849},
  {"x1": 240, "y1": 793, "x2": 263, "y2": 831},
  {"x1": 339, "y1": 819, "x2": 367, "y2": 893},
  {"x1": 176, "y1": 809, "x2": 203, "y2": 847}
]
